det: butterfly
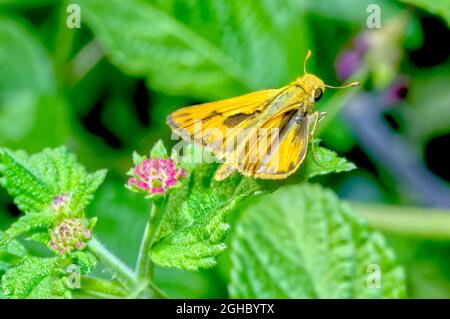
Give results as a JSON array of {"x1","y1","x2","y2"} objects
[{"x1": 167, "y1": 51, "x2": 359, "y2": 181}]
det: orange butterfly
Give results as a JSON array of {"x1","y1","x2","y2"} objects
[{"x1": 167, "y1": 51, "x2": 359, "y2": 180}]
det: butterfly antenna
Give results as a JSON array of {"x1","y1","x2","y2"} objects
[
  {"x1": 324, "y1": 82, "x2": 360, "y2": 89},
  {"x1": 303, "y1": 50, "x2": 312, "y2": 74}
]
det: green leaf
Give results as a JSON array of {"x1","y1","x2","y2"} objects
[
  {"x1": 0, "y1": 147, "x2": 106, "y2": 246},
  {"x1": 77, "y1": 0, "x2": 310, "y2": 99},
  {"x1": 68, "y1": 251, "x2": 97, "y2": 275},
  {"x1": 0, "y1": 17, "x2": 70, "y2": 151},
  {"x1": 0, "y1": 0, "x2": 55, "y2": 9},
  {"x1": 1, "y1": 256, "x2": 69, "y2": 299},
  {"x1": 0, "y1": 148, "x2": 53, "y2": 213},
  {"x1": 27, "y1": 232, "x2": 51, "y2": 245},
  {"x1": 150, "y1": 144, "x2": 354, "y2": 270},
  {"x1": 0, "y1": 233, "x2": 28, "y2": 275},
  {"x1": 294, "y1": 140, "x2": 356, "y2": 180},
  {"x1": 400, "y1": 0, "x2": 450, "y2": 25},
  {"x1": 229, "y1": 184, "x2": 406, "y2": 298},
  {"x1": 0, "y1": 212, "x2": 56, "y2": 247},
  {"x1": 69, "y1": 169, "x2": 107, "y2": 216},
  {"x1": 0, "y1": 15, "x2": 55, "y2": 94},
  {"x1": 150, "y1": 140, "x2": 168, "y2": 159},
  {"x1": 0, "y1": 147, "x2": 106, "y2": 214}
]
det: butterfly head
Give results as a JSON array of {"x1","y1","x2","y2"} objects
[
  {"x1": 295, "y1": 73, "x2": 326, "y2": 103},
  {"x1": 294, "y1": 50, "x2": 360, "y2": 103}
]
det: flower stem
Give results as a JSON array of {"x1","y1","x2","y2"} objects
[
  {"x1": 85, "y1": 235, "x2": 168, "y2": 299},
  {"x1": 135, "y1": 205, "x2": 155, "y2": 279},
  {"x1": 135, "y1": 199, "x2": 165, "y2": 280},
  {"x1": 87, "y1": 237, "x2": 137, "y2": 288},
  {"x1": 79, "y1": 277, "x2": 127, "y2": 298}
]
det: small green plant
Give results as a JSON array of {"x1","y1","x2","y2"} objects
[{"x1": 0, "y1": 141, "x2": 406, "y2": 298}]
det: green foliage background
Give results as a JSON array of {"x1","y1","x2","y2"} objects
[{"x1": 0, "y1": 0, "x2": 449, "y2": 298}]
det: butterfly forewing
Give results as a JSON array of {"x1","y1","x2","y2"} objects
[
  {"x1": 167, "y1": 89, "x2": 281, "y2": 159},
  {"x1": 168, "y1": 84, "x2": 314, "y2": 180}
]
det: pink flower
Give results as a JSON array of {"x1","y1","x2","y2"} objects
[
  {"x1": 48, "y1": 218, "x2": 92, "y2": 255},
  {"x1": 51, "y1": 194, "x2": 70, "y2": 210},
  {"x1": 127, "y1": 157, "x2": 186, "y2": 196}
]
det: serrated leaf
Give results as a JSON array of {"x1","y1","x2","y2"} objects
[
  {"x1": 68, "y1": 251, "x2": 97, "y2": 275},
  {"x1": 69, "y1": 169, "x2": 107, "y2": 216},
  {"x1": 150, "y1": 144, "x2": 354, "y2": 270},
  {"x1": 0, "y1": 212, "x2": 56, "y2": 247},
  {"x1": 27, "y1": 232, "x2": 50, "y2": 245},
  {"x1": 0, "y1": 148, "x2": 53, "y2": 212},
  {"x1": 0, "y1": 147, "x2": 106, "y2": 215},
  {"x1": 229, "y1": 184, "x2": 406, "y2": 298},
  {"x1": 293, "y1": 141, "x2": 356, "y2": 180},
  {"x1": 77, "y1": 0, "x2": 310, "y2": 99},
  {"x1": 0, "y1": 232, "x2": 28, "y2": 275},
  {"x1": 150, "y1": 163, "x2": 250, "y2": 270},
  {"x1": 1, "y1": 256, "x2": 69, "y2": 299}
]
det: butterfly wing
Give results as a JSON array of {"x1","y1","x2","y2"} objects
[
  {"x1": 216, "y1": 109, "x2": 310, "y2": 180},
  {"x1": 167, "y1": 89, "x2": 282, "y2": 159},
  {"x1": 254, "y1": 111, "x2": 310, "y2": 179}
]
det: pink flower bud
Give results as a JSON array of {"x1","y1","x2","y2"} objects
[{"x1": 48, "y1": 218, "x2": 92, "y2": 255}]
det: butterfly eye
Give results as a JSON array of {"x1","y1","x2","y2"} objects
[{"x1": 314, "y1": 89, "x2": 323, "y2": 102}]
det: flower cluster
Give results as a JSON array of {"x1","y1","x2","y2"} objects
[
  {"x1": 48, "y1": 218, "x2": 91, "y2": 255},
  {"x1": 127, "y1": 157, "x2": 186, "y2": 197},
  {"x1": 51, "y1": 193, "x2": 70, "y2": 211}
]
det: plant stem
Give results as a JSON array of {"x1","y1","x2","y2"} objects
[
  {"x1": 87, "y1": 237, "x2": 137, "y2": 288},
  {"x1": 135, "y1": 204, "x2": 155, "y2": 279},
  {"x1": 79, "y1": 277, "x2": 127, "y2": 298},
  {"x1": 350, "y1": 201, "x2": 450, "y2": 240},
  {"x1": 148, "y1": 281, "x2": 168, "y2": 299},
  {"x1": 87, "y1": 235, "x2": 167, "y2": 298},
  {"x1": 135, "y1": 199, "x2": 165, "y2": 280}
]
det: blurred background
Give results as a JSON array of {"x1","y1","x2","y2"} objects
[{"x1": 0, "y1": 0, "x2": 449, "y2": 298}]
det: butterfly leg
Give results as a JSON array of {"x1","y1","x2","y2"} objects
[
  {"x1": 318, "y1": 111, "x2": 327, "y2": 122},
  {"x1": 309, "y1": 111, "x2": 325, "y2": 167}
]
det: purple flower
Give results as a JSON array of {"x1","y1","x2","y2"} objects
[
  {"x1": 353, "y1": 31, "x2": 371, "y2": 54},
  {"x1": 336, "y1": 49, "x2": 362, "y2": 81},
  {"x1": 127, "y1": 157, "x2": 186, "y2": 196},
  {"x1": 336, "y1": 30, "x2": 372, "y2": 81}
]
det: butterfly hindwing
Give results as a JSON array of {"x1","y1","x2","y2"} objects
[
  {"x1": 217, "y1": 108, "x2": 309, "y2": 180},
  {"x1": 254, "y1": 111, "x2": 310, "y2": 179}
]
